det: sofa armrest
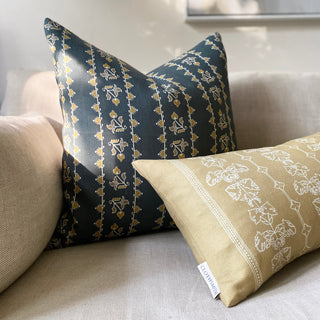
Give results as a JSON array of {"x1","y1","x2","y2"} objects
[{"x1": 0, "y1": 115, "x2": 63, "y2": 293}]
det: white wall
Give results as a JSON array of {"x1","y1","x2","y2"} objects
[{"x1": 1, "y1": 0, "x2": 320, "y2": 104}]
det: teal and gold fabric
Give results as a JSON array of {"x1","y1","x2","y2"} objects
[{"x1": 44, "y1": 18, "x2": 237, "y2": 248}]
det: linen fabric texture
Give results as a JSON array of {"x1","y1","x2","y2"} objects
[
  {"x1": 229, "y1": 72, "x2": 320, "y2": 150},
  {"x1": 133, "y1": 132, "x2": 320, "y2": 306},
  {"x1": 0, "y1": 115, "x2": 63, "y2": 293},
  {"x1": 2, "y1": 231, "x2": 320, "y2": 320},
  {"x1": 44, "y1": 18, "x2": 237, "y2": 248}
]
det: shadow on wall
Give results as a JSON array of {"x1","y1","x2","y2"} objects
[{"x1": 0, "y1": 29, "x2": 25, "y2": 106}]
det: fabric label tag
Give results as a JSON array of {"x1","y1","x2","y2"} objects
[{"x1": 197, "y1": 261, "x2": 220, "y2": 299}]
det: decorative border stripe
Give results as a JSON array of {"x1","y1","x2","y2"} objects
[
  {"x1": 163, "y1": 62, "x2": 217, "y2": 153},
  {"x1": 170, "y1": 160, "x2": 263, "y2": 290},
  {"x1": 119, "y1": 60, "x2": 141, "y2": 234},
  {"x1": 147, "y1": 77, "x2": 167, "y2": 159},
  {"x1": 149, "y1": 73, "x2": 199, "y2": 157},
  {"x1": 86, "y1": 44, "x2": 105, "y2": 240},
  {"x1": 188, "y1": 50, "x2": 235, "y2": 150},
  {"x1": 62, "y1": 29, "x2": 79, "y2": 245}
]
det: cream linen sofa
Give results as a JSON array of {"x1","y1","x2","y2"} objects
[{"x1": 0, "y1": 71, "x2": 320, "y2": 320}]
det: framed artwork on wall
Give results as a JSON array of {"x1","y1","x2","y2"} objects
[{"x1": 186, "y1": 0, "x2": 320, "y2": 21}]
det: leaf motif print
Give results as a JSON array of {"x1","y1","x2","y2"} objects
[
  {"x1": 271, "y1": 219, "x2": 296, "y2": 251},
  {"x1": 100, "y1": 64, "x2": 119, "y2": 81},
  {"x1": 44, "y1": 20, "x2": 62, "y2": 31},
  {"x1": 106, "y1": 110, "x2": 127, "y2": 134},
  {"x1": 302, "y1": 223, "x2": 312, "y2": 237},
  {"x1": 181, "y1": 56, "x2": 199, "y2": 66},
  {"x1": 62, "y1": 161, "x2": 71, "y2": 184},
  {"x1": 107, "y1": 223, "x2": 124, "y2": 239},
  {"x1": 219, "y1": 134, "x2": 230, "y2": 152},
  {"x1": 102, "y1": 84, "x2": 122, "y2": 106},
  {"x1": 249, "y1": 202, "x2": 278, "y2": 225},
  {"x1": 201, "y1": 156, "x2": 226, "y2": 168},
  {"x1": 313, "y1": 198, "x2": 320, "y2": 215},
  {"x1": 307, "y1": 142, "x2": 320, "y2": 151},
  {"x1": 270, "y1": 232, "x2": 286, "y2": 251},
  {"x1": 161, "y1": 84, "x2": 180, "y2": 106},
  {"x1": 275, "y1": 219, "x2": 296, "y2": 239},
  {"x1": 206, "y1": 164, "x2": 249, "y2": 186},
  {"x1": 109, "y1": 196, "x2": 129, "y2": 219},
  {"x1": 271, "y1": 247, "x2": 292, "y2": 273},
  {"x1": 108, "y1": 138, "x2": 129, "y2": 162},
  {"x1": 198, "y1": 70, "x2": 215, "y2": 84},
  {"x1": 99, "y1": 50, "x2": 113, "y2": 61},
  {"x1": 218, "y1": 113, "x2": 227, "y2": 129},
  {"x1": 255, "y1": 230, "x2": 274, "y2": 252},
  {"x1": 206, "y1": 172, "x2": 221, "y2": 187},
  {"x1": 47, "y1": 34, "x2": 59, "y2": 47},
  {"x1": 109, "y1": 167, "x2": 129, "y2": 190},
  {"x1": 309, "y1": 174, "x2": 320, "y2": 195},
  {"x1": 226, "y1": 178, "x2": 261, "y2": 207},
  {"x1": 169, "y1": 112, "x2": 187, "y2": 135},
  {"x1": 284, "y1": 162, "x2": 309, "y2": 178},
  {"x1": 254, "y1": 219, "x2": 296, "y2": 253},
  {"x1": 209, "y1": 86, "x2": 222, "y2": 104},
  {"x1": 294, "y1": 173, "x2": 320, "y2": 196},
  {"x1": 294, "y1": 179, "x2": 309, "y2": 195},
  {"x1": 170, "y1": 139, "x2": 189, "y2": 158},
  {"x1": 261, "y1": 150, "x2": 293, "y2": 165}
]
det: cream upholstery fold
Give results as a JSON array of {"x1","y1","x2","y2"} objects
[{"x1": 0, "y1": 115, "x2": 63, "y2": 293}]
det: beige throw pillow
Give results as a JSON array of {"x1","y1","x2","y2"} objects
[
  {"x1": 133, "y1": 132, "x2": 320, "y2": 307},
  {"x1": 0, "y1": 115, "x2": 63, "y2": 293}
]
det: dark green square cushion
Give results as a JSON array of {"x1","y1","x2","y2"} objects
[{"x1": 44, "y1": 18, "x2": 237, "y2": 248}]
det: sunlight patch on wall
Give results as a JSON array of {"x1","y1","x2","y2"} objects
[
  {"x1": 236, "y1": 26, "x2": 271, "y2": 58},
  {"x1": 164, "y1": 46, "x2": 183, "y2": 58},
  {"x1": 160, "y1": 0, "x2": 186, "y2": 15}
]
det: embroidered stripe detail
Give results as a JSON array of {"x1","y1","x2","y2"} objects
[
  {"x1": 86, "y1": 44, "x2": 105, "y2": 241},
  {"x1": 148, "y1": 73, "x2": 199, "y2": 157},
  {"x1": 62, "y1": 28, "x2": 79, "y2": 245},
  {"x1": 163, "y1": 62, "x2": 217, "y2": 153},
  {"x1": 188, "y1": 50, "x2": 235, "y2": 150},
  {"x1": 119, "y1": 60, "x2": 141, "y2": 235},
  {"x1": 147, "y1": 77, "x2": 167, "y2": 159}
]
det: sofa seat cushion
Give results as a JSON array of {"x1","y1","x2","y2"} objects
[{"x1": 0, "y1": 231, "x2": 319, "y2": 319}]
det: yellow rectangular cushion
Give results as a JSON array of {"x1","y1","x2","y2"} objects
[{"x1": 133, "y1": 132, "x2": 320, "y2": 307}]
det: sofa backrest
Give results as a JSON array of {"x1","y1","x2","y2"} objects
[
  {"x1": 230, "y1": 72, "x2": 320, "y2": 150},
  {"x1": 1, "y1": 70, "x2": 63, "y2": 124},
  {"x1": 1, "y1": 70, "x2": 319, "y2": 150}
]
